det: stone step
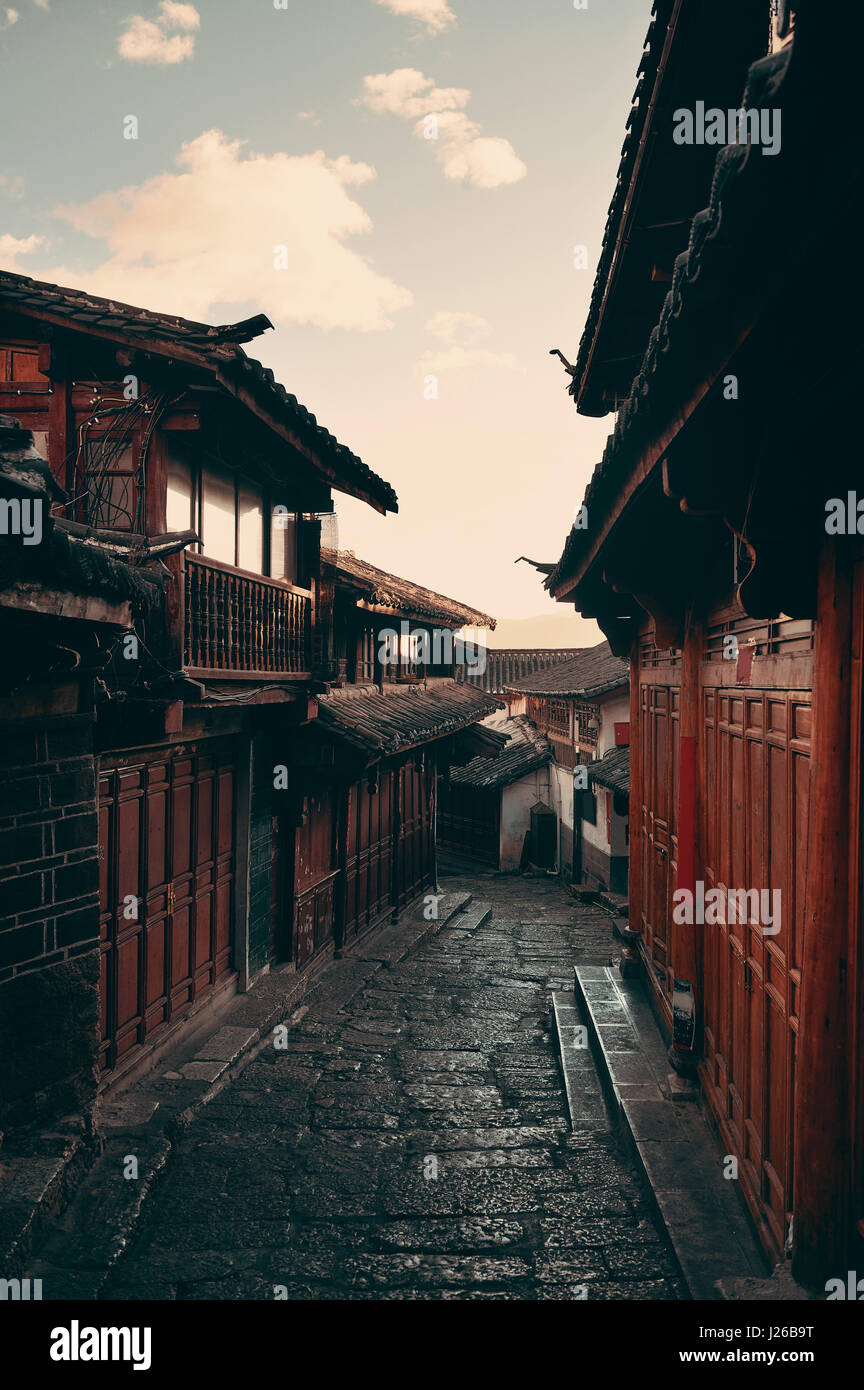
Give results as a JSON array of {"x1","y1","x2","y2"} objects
[
  {"x1": 565, "y1": 964, "x2": 771, "y2": 1300},
  {"x1": 449, "y1": 901, "x2": 492, "y2": 932}
]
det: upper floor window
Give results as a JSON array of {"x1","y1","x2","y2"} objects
[
  {"x1": 166, "y1": 446, "x2": 298, "y2": 582},
  {"x1": 0, "y1": 342, "x2": 48, "y2": 382}
]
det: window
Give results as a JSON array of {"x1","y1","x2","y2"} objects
[
  {"x1": 357, "y1": 627, "x2": 375, "y2": 681},
  {"x1": 579, "y1": 788, "x2": 597, "y2": 825},
  {"x1": 84, "y1": 441, "x2": 137, "y2": 531},
  {"x1": 270, "y1": 506, "x2": 298, "y2": 583},
  {"x1": 0, "y1": 343, "x2": 48, "y2": 382},
  {"x1": 547, "y1": 699, "x2": 570, "y2": 736},
  {"x1": 166, "y1": 450, "x2": 194, "y2": 532},
  {"x1": 237, "y1": 480, "x2": 263, "y2": 573},
  {"x1": 201, "y1": 463, "x2": 236, "y2": 564}
]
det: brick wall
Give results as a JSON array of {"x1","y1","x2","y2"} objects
[{"x1": 0, "y1": 711, "x2": 100, "y2": 1128}]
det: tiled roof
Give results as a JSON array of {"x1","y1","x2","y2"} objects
[
  {"x1": 549, "y1": 30, "x2": 810, "y2": 596},
  {"x1": 0, "y1": 269, "x2": 397, "y2": 514},
  {"x1": 569, "y1": 0, "x2": 677, "y2": 409},
  {"x1": 448, "y1": 715, "x2": 552, "y2": 790},
  {"x1": 503, "y1": 640, "x2": 628, "y2": 698},
  {"x1": 333, "y1": 552, "x2": 495, "y2": 630},
  {"x1": 457, "y1": 648, "x2": 585, "y2": 694},
  {"x1": 589, "y1": 746, "x2": 630, "y2": 796},
  {"x1": 316, "y1": 680, "x2": 500, "y2": 757}
]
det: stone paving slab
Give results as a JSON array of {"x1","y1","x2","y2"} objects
[{"x1": 23, "y1": 872, "x2": 683, "y2": 1301}]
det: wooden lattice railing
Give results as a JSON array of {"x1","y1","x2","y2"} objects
[{"x1": 183, "y1": 552, "x2": 311, "y2": 676}]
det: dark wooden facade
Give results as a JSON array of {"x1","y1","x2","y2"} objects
[
  {"x1": 0, "y1": 276, "x2": 495, "y2": 1123},
  {"x1": 546, "y1": 1, "x2": 864, "y2": 1284}
]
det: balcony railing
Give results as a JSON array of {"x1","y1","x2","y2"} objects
[{"x1": 182, "y1": 552, "x2": 311, "y2": 678}]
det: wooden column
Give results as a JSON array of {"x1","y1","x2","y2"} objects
[
  {"x1": 332, "y1": 780, "x2": 350, "y2": 957},
  {"x1": 669, "y1": 606, "x2": 701, "y2": 1077},
  {"x1": 46, "y1": 338, "x2": 71, "y2": 497},
  {"x1": 620, "y1": 637, "x2": 643, "y2": 977},
  {"x1": 793, "y1": 540, "x2": 853, "y2": 1286}
]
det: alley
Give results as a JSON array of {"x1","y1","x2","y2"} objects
[{"x1": 47, "y1": 871, "x2": 682, "y2": 1301}]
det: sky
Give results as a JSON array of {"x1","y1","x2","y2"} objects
[{"x1": 0, "y1": 0, "x2": 652, "y2": 631}]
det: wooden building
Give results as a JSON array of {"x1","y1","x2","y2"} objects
[
  {"x1": 438, "y1": 714, "x2": 553, "y2": 870},
  {"x1": 503, "y1": 643, "x2": 630, "y2": 888},
  {"x1": 544, "y1": 0, "x2": 864, "y2": 1285},
  {"x1": 0, "y1": 271, "x2": 495, "y2": 1130}
]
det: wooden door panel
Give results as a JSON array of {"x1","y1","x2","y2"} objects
[
  {"x1": 700, "y1": 683, "x2": 809, "y2": 1260},
  {"x1": 98, "y1": 742, "x2": 236, "y2": 1076}
]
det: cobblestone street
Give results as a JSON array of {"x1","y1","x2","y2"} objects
[{"x1": 51, "y1": 871, "x2": 684, "y2": 1301}]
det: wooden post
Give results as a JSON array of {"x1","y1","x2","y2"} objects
[
  {"x1": 620, "y1": 635, "x2": 643, "y2": 977},
  {"x1": 669, "y1": 606, "x2": 701, "y2": 1081},
  {"x1": 793, "y1": 540, "x2": 853, "y2": 1287},
  {"x1": 333, "y1": 780, "x2": 350, "y2": 956}
]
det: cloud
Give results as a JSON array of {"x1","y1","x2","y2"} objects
[
  {"x1": 426, "y1": 310, "x2": 489, "y2": 343},
  {"x1": 417, "y1": 310, "x2": 521, "y2": 378},
  {"x1": 372, "y1": 0, "x2": 456, "y2": 36},
  {"x1": 297, "y1": 111, "x2": 321, "y2": 126},
  {"x1": 15, "y1": 130, "x2": 411, "y2": 332},
  {"x1": 0, "y1": 233, "x2": 45, "y2": 269},
  {"x1": 1, "y1": 8, "x2": 19, "y2": 29},
  {"x1": 360, "y1": 69, "x2": 526, "y2": 189},
  {"x1": 118, "y1": 1, "x2": 199, "y2": 65}
]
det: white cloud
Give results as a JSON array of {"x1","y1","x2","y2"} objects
[
  {"x1": 297, "y1": 111, "x2": 321, "y2": 126},
  {"x1": 32, "y1": 0, "x2": 49, "y2": 9},
  {"x1": 0, "y1": 233, "x2": 45, "y2": 269},
  {"x1": 372, "y1": 0, "x2": 456, "y2": 36},
  {"x1": 360, "y1": 69, "x2": 526, "y2": 189},
  {"x1": 426, "y1": 310, "x2": 488, "y2": 343},
  {"x1": 1, "y1": 8, "x2": 20, "y2": 29},
  {"x1": 418, "y1": 308, "x2": 521, "y2": 378},
  {"x1": 21, "y1": 130, "x2": 411, "y2": 332},
  {"x1": 118, "y1": 1, "x2": 200, "y2": 65}
]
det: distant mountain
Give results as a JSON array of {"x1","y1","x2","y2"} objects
[{"x1": 486, "y1": 611, "x2": 603, "y2": 650}]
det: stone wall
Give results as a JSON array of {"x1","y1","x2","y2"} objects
[{"x1": 0, "y1": 710, "x2": 100, "y2": 1129}]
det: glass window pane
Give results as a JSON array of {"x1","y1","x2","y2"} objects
[
  {"x1": 270, "y1": 506, "x2": 297, "y2": 582},
  {"x1": 201, "y1": 463, "x2": 235, "y2": 564},
  {"x1": 238, "y1": 480, "x2": 264, "y2": 573},
  {"x1": 166, "y1": 449, "x2": 193, "y2": 534}
]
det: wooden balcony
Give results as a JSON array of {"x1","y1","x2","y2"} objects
[{"x1": 181, "y1": 551, "x2": 312, "y2": 679}]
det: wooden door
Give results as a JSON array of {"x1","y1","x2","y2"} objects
[
  {"x1": 639, "y1": 680, "x2": 680, "y2": 1017},
  {"x1": 292, "y1": 781, "x2": 337, "y2": 968},
  {"x1": 700, "y1": 687, "x2": 810, "y2": 1257},
  {"x1": 437, "y1": 780, "x2": 500, "y2": 866},
  {"x1": 344, "y1": 769, "x2": 393, "y2": 941},
  {"x1": 395, "y1": 755, "x2": 433, "y2": 910},
  {"x1": 98, "y1": 742, "x2": 236, "y2": 1076}
]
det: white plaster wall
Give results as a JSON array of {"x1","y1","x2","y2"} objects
[
  {"x1": 500, "y1": 767, "x2": 552, "y2": 872},
  {"x1": 597, "y1": 691, "x2": 629, "y2": 755}
]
